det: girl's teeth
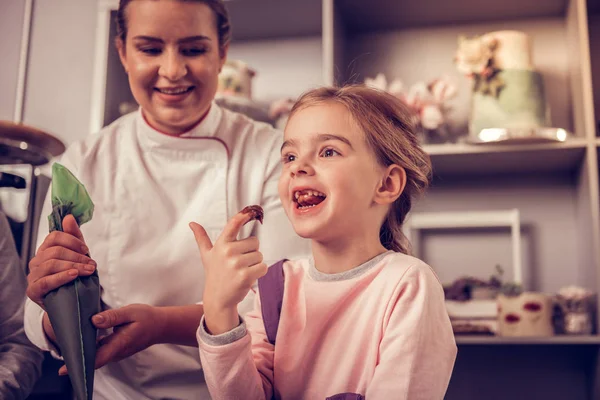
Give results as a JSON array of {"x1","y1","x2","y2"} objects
[
  {"x1": 298, "y1": 204, "x2": 318, "y2": 209},
  {"x1": 294, "y1": 190, "x2": 325, "y2": 198}
]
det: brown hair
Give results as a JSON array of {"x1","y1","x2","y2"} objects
[
  {"x1": 115, "y1": 0, "x2": 231, "y2": 55},
  {"x1": 289, "y1": 85, "x2": 432, "y2": 255}
]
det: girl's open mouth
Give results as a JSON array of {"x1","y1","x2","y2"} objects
[{"x1": 293, "y1": 189, "x2": 326, "y2": 211}]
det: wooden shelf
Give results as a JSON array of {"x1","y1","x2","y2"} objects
[
  {"x1": 336, "y1": 0, "x2": 567, "y2": 33},
  {"x1": 425, "y1": 139, "x2": 588, "y2": 178},
  {"x1": 456, "y1": 335, "x2": 600, "y2": 345},
  {"x1": 227, "y1": 0, "x2": 322, "y2": 41}
]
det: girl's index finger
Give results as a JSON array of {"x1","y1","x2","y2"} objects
[{"x1": 220, "y1": 205, "x2": 264, "y2": 243}]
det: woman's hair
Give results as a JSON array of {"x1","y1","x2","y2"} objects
[
  {"x1": 289, "y1": 85, "x2": 432, "y2": 255},
  {"x1": 115, "y1": 0, "x2": 231, "y2": 55}
]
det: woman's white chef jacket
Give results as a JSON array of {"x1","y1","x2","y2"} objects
[{"x1": 24, "y1": 104, "x2": 310, "y2": 400}]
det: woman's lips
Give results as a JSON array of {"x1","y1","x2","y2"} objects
[{"x1": 154, "y1": 86, "x2": 195, "y2": 103}]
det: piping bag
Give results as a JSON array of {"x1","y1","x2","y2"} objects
[{"x1": 43, "y1": 162, "x2": 99, "y2": 400}]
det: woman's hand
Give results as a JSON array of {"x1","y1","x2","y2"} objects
[
  {"x1": 26, "y1": 214, "x2": 97, "y2": 311},
  {"x1": 58, "y1": 304, "x2": 165, "y2": 375},
  {"x1": 190, "y1": 208, "x2": 267, "y2": 335}
]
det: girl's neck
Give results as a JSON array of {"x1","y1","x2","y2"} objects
[{"x1": 311, "y1": 237, "x2": 388, "y2": 275}]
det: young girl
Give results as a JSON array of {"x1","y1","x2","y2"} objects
[{"x1": 191, "y1": 85, "x2": 457, "y2": 399}]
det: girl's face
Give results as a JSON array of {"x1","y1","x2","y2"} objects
[
  {"x1": 117, "y1": 0, "x2": 226, "y2": 135},
  {"x1": 278, "y1": 102, "x2": 388, "y2": 246}
]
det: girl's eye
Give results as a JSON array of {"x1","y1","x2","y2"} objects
[
  {"x1": 321, "y1": 148, "x2": 339, "y2": 158},
  {"x1": 282, "y1": 154, "x2": 296, "y2": 163},
  {"x1": 182, "y1": 48, "x2": 207, "y2": 56}
]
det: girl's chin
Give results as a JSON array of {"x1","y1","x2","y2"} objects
[{"x1": 292, "y1": 224, "x2": 331, "y2": 241}]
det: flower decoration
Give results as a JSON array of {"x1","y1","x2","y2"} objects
[
  {"x1": 365, "y1": 73, "x2": 457, "y2": 134},
  {"x1": 454, "y1": 35, "x2": 504, "y2": 97}
]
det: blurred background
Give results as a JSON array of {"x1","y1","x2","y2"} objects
[{"x1": 2, "y1": 0, "x2": 600, "y2": 398}]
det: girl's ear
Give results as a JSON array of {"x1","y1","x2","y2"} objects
[{"x1": 374, "y1": 164, "x2": 406, "y2": 205}]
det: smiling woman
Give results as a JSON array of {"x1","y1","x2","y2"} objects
[
  {"x1": 23, "y1": 0, "x2": 310, "y2": 399},
  {"x1": 115, "y1": 0, "x2": 229, "y2": 135}
]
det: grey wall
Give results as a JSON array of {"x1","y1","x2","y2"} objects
[
  {"x1": 20, "y1": 0, "x2": 98, "y2": 146},
  {"x1": 0, "y1": 0, "x2": 26, "y2": 121},
  {"x1": 414, "y1": 173, "x2": 581, "y2": 293},
  {"x1": 228, "y1": 37, "x2": 323, "y2": 103}
]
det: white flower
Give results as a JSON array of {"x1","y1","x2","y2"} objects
[
  {"x1": 429, "y1": 77, "x2": 458, "y2": 103},
  {"x1": 364, "y1": 73, "x2": 388, "y2": 91},
  {"x1": 421, "y1": 105, "x2": 444, "y2": 130},
  {"x1": 365, "y1": 74, "x2": 404, "y2": 97},
  {"x1": 454, "y1": 36, "x2": 496, "y2": 76},
  {"x1": 558, "y1": 285, "x2": 593, "y2": 300}
]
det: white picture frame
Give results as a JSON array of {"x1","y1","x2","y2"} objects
[{"x1": 404, "y1": 209, "x2": 523, "y2": 284}]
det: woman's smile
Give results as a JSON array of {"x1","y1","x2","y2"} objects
[{"x1": 154, "y1": 85, "x2": 196, "y2": 103}]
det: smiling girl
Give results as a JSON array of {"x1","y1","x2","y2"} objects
[{"x1": 192, "y1": 85, "x2": 457, "y2": 399}]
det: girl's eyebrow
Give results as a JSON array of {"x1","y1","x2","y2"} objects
[
  {"x1": 281, "y1": 134, "x2": 354, "y2": 153},
  {"x1": 315, "y1": 133, "x2": 353, "y2": 149},
  {"x1": 281, "y1": 138, "x2": 297, "y2": 153}
]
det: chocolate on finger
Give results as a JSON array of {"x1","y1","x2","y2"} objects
[{"x1": 241, "y1": 205, "x2": 264, "y2": 225}]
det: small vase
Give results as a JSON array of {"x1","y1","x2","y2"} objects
[
  {"x1": 497, "y1": 292, "x2": 554, "y2": 337},
  {"x1": 554, "y1": 293, "x2": 595, "y2": 335}
]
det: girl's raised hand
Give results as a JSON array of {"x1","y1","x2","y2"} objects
[{"x1": 190, "y1": 206, "x2": 267, "y2": 335}]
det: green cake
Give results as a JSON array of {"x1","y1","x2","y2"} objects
[{"x1": 455, "y1": 30, "x2": 551, "y2": 140}]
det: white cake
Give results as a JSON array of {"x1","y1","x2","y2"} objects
[{"x1": 455, "y1": 30, "x2": 550, "y2": 140}]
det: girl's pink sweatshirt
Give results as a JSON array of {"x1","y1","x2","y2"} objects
[{"x1": 197, "y1": 251, "x2": 457, "y2": 400}]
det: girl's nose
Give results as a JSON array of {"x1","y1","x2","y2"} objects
[
  {"x1": 159, "y1": 51, "x2": 187, "y2": 81},
  {"x1": 290, "y1": 158, "x2": 315, "y2": 176}
]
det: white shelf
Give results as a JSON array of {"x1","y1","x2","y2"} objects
[
  {"x1": 227, "y1": 0, "x2": 322, "y2": 41},
  {"x1": 424, "y1": 139, "x2": 588, "y2": 177},
  {"x1": 336, "y1": 0, "x2": 567, "y2": 33},
  {"x1": 456, "y1": 335, "x2": 600, "y2": 345}
]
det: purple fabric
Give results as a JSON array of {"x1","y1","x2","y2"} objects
[
  {"x1": 257, "y1": 259, "x2": 287, "y2": 345},
  {"x1": 326, "y1": 394, "x2": 365, "y2": 400}
]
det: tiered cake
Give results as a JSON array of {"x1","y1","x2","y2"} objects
[{"x1": 455, "y1": 30, "x2": 550, "y2": 139}]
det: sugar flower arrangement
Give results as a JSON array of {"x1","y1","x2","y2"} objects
[
  {"x1": 364, "y1": 73, "x2": 457, "y2": 136},
  {"x1": 454, "y1": 35, "x2": 504, "y2": 97}
]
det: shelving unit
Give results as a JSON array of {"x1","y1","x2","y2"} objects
[
  {"x1": 455, "y1": 335, "x2": 600, "y2": 345},
  {"x1": 90, "y1": 0, "x2": 600, "y2": 398},
  {"x1": 424, "y1": 138, "x2": 588, "y2": 177}
]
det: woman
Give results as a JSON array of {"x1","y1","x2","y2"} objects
[{"x1": 23, "y1": 1, "x2": 309, "y2": 399}]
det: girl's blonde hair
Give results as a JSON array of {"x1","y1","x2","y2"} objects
[{"x1": 289, "y1": 85, "x2": 432, "y2": 254}]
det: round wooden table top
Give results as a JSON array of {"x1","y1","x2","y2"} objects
[{"x1": 0, "y1": 120, "x2": 66, "y2": 165}]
